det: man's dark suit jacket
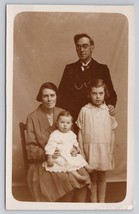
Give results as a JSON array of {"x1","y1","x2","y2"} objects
[{"x1": 57, "y1": 58, "x2": 117, "y2": 121}]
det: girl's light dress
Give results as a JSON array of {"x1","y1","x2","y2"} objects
[
  {"x1": 76, "y1": 103, "x2": 118, "y2": 171},
  {"x1": 42, "y1": 130, "x2": 88, "y2": 172}
]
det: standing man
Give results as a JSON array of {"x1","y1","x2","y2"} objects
[{"x1": 57, "y1": 33, "x2": 117, "y2": 122}]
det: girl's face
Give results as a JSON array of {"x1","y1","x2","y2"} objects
[
  {"x1": 89, "y1": 86, "x2": 105, "y2": 106},
  {"x1": 41, "y1": 88, "x2": 57, "y2": 109},
  {"x1": 57, "y1": 116, "x2": 72, "y2": 133}
]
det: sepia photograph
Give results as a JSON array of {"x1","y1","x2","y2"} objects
[{"x1": 6, "y1": 5, "x2": 135, "y2": 210}]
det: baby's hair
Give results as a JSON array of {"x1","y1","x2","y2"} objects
[
  {"x1": 88, "y1": 79, "x2": 110, "y2": 99},
  {"x1": 57, "y1": 110, "x2": 73, "y2": 122}
]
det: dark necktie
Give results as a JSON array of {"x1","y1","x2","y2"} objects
[{"x1": 82, "y1": 65, "x2": 88, "y2": 71}]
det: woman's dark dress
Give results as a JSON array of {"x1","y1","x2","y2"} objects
[{"x1": 26, "y1": 104, "x2": 90, "y2": 202}]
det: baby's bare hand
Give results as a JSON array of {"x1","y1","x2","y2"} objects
[
  {"x1": 52, "y1": 148, "x2": 60, "y2": 159},
  {"x1": 47, "y1": 161, "x2": 54, "y2": 167}
]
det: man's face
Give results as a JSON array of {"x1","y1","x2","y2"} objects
[{"x1": 75, "y1": 37, "x2": 93, "y2": 63}]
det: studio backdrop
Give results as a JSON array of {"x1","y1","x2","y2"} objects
[{"x1": 12, "y1": 11, "x2": 128, "y2": 186}]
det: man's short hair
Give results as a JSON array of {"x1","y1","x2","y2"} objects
[{"x1": 74, "y1": 33, "x2": 94, "y2": 46}]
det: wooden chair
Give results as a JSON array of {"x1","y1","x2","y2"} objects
[
  {"x1": 19, "y1": 122, "x2": 89, "y2": 202},
  {"x1": 19, "y1": 122, "x2": 29, "y2": 178}
]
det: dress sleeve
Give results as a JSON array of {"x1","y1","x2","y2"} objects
[
  {"x1": 76, "y1": 108, "x2": 83, "y2": 129},
  {"x1": 26, "y1": 114, "x2": 45, "y2": 161},
  {"x1": 45, "y1": 132, "x2": 58, "y2": 155},
  {"x1": 111, "y1": 116, "x2": 118, "y2": 129},
  {"x1": 72, "y1": 132, "x2": 79, "y2": 148},
  {"x1": 26, "y1": 114, "x2": 37, "y2": 144}
]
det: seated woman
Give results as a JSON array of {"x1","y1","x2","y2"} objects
[{"x1": 26, "y1": 82, "x2": 91, "y2": 202}]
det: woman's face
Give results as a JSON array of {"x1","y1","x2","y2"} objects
[{"x1": 41, "y1": 88, "x2": 57, "y2": 110}]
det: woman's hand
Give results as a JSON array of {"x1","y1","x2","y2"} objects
[
  {"x1": 76, "y1": 146, "x2": 81, "y2": 154},
  {"x1": 70, "y1": 147, "x2": 78, "y2": 157},
  {"x1": 28, "y1": 144, "x2": 46, "y2": 161}
]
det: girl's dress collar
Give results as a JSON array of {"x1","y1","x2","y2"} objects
[{"x1": 86, "y1": 103, "x2": 108, "y2": 109}]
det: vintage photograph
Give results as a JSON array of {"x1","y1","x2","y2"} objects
[{"x1": 6, "y1": 5, "x2": 134, "y2": 210}]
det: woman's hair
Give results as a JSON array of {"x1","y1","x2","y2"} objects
[
  {"x1": 88, "y1": 79, "x2": 110, "y2": 99},
  {"x1": 74, "y1": 33, "x2": 94, "y2": 46},
  {"x1": 57, "y1": 110, "x2": 73, "y2": 122},
  {"x1": 36, "y1": 82, "x2": 58, "y2": 102}
]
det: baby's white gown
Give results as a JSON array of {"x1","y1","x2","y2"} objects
[{"x1": 42, "y1": 130, "x2": 88, "y2": 172}]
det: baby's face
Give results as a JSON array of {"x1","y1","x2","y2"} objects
[{"x1": 57, "y1": 116, "x2": 72, "y2": 133}]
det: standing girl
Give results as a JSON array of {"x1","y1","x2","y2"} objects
[{"x1": 76, "y1": 79, "x2": 118, "y2": 203}]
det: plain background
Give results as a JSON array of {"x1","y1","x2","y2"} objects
[
  {"x1": 13, "y1": 11, "x2": 127, "y2": 186},
  {"x1": 1, "y1": 1, "x2": 138, "y2": 214}
]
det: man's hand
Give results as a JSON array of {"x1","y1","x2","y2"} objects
[
  {"x1": 70, "y1": 147, "x2": 78, "y2": 157},
  {"x1": 108, "y1": 105, "x2": 115, "y2": 116}
]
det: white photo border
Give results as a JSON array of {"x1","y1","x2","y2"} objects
[{"x1": 6, "y1": 4, "x2": 135, "y2": 210}]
